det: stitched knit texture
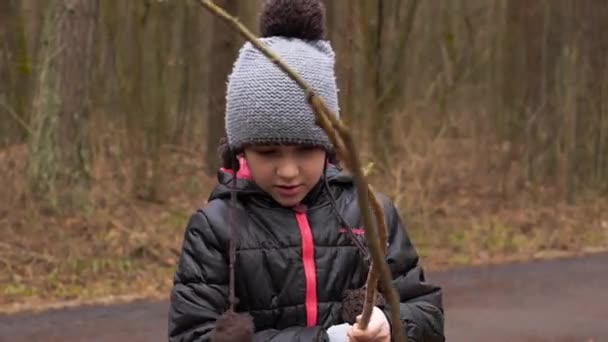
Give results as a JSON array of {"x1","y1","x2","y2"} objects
[{"x1": 225, "y1": 36, "x2": 340, "y2": 150}]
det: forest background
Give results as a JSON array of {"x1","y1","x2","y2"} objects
[{"x1": 1, "y1": 0, "x2": 607, "y2": 312}]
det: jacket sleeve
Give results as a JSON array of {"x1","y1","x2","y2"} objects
[
  {"x1": 168, "y1": 210, "x2": 229, "y2": 341},
  {"x1": 380, "y1": 200, "x2": 445, "y2": 342},
  {"x1": 168, "y1": 210, "x2": 329, "y2": 342}
]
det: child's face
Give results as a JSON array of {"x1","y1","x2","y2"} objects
[{"x1": 244, "y1": 144, "x2": 326, "y2": 207}]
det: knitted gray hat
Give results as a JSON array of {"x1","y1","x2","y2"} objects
[{"x1": 224, "y1": 0, "x2": 339, "y2": 151}]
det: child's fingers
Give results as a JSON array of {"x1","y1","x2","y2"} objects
[
  {"x1": 347, "y1": 327, "x2": 379, "y2": 342},
  {"x1": 349, "y1": 322, "x2": 381, "y2": 339}
]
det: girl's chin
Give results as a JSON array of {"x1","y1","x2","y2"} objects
[{"x1": 273, "y1": 194, "x2": 305, "y2": 208}]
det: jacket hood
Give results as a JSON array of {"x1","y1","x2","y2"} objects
[{"x1": 208, "y1": 158, "x2": 353, "y2": 207}]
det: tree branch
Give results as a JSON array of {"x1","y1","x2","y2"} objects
[
  {"x1": 0, "y1": 99, "x2": 33, "y2": 136},
  {"x1": 359, "y1": 183, "x2": 389, "y2": 329}
]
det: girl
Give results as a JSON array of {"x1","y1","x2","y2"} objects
[{"x1": 168, "y1": 0, "x2": 444, "y2": 341}]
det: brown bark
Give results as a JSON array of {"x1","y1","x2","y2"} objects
[
  {"x1": 0, "y1": 0, "x2": 31, "y2": 145},
  {"x1": 206, "y1": 0, "x2": 241, "y2": 176},
  {"x1": 324, "y1": 0, "x2": 356, "y2": 126},
  {"x1": 28, "y1": 0, "x2": 99, "y2": 211},
  {"x1": 575, "y1": 1, "x2": 608, "y2": 189}
]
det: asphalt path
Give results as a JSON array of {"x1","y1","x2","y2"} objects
[{"x1": 1, "y1": 253, "x2": 606, "y2": 342}]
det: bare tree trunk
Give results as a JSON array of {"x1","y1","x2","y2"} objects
[
  {"x1": 378, "y1": 0, "x2": 420, "y2": 113},
  {"x1": 105, "y1": 1, "x2": 142, "y2": 198},
  {"x1": 324, "y1": 0, "x2": 356, "y2": 127},
  {"x1": 362, "y1": 0, "x2": 420, "y2": 168},
  {"x1": 502, "y1": 0, "x2": 548, "y2": 183},
  {"x1": 205, "y1": 0, "x2": 240, "y2": 175},
  {"x1": 99, "y1": 1, "x2": 177, "y2": 202},
  {"x1": 357, "y1": 0, "x2": 383, "y2": 161},
  {"x1": 28, "y1": 0, "x2": 99, "y2": 211},
  {"x1": 576, "y1": 0, "x2": 608, "y2": 190},
  {"x1": 173, "y1": 1, "x2": 196, "y2": 146},
  {"x1": 0, "y1": 0, "x2": 31, "y2": 146},
  {"x1": 343, "y1": 2, "x2": 355, "y2": 126},
  {"x1": 599, "y1": 69, "x2": 608, "y2": 193},
  {"x1": 133, "y1": 0, "x2": 177, "y2": 202},
  {"x1": 555, "y1": 44, "x2": 578, "y2": 203}
]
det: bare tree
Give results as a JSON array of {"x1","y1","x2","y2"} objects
[
  {"x1": 325, "y1": 0, "x2": 357, "y2": 127},
  {"x1": 28, "y1": 0, "x2": 99, "y2": 211},
  {"x1": 0, "y1": 0, "x2": 31, "y2": 146},
  {"x1": 575, "y1": 0, "x2": 608, "y2": 191},
  {"x1": 173, "y1": 1, "x2": 201, "y2": 146},
  {"x1": 205, "y1": 0, "x2": 241, "y2": 175},
  {"x1": 356, "y1": 0, "x2": 420, "y2": 167}
]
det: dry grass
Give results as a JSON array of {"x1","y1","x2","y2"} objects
[
  {"x1": 1, "y1": 112, "x2": 607, "y2": 312},
  {"x1": 0, "y1": 142, "x2": 214, "y2": 312},
  {"x1": 369, "y1": 106, "x2": 608, "y2": 269}
]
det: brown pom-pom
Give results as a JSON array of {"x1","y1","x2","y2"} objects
[
  {"x1": 341, "y1": 288, "x2": 387, "y2": 324},
  {"x1": 259, "y1": 0, "x2": 326, "y2": 40},
  {"x1": 210, "y1": 311, "x2": 255, "y2": 342}
]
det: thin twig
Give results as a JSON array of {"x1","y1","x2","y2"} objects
[
  {"x1": 0, "y1": 241, "x2": 57, "y2": 264},
  {"x1": 341, "y1": 128, "x2": 404, "y2": 342},
  {"x1": 197, "y1": 1, "x2": 405, "y2": 341},
  {"x1": 312, "y1": 99, "x2": 350, "y2": 165},
  {"x1": 360, "y1": 184, "x2": 389, "y2": 329},
  {"x1": 0, "y1": 99, "x2": 33, "y2": 136},
  {"x1": 0, "y1": 255, "x2": 14, "y2": 274}
]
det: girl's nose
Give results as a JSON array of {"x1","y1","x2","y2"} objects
[{"x1": 276, "y1": 160, "x2": 299, "y2": 180}]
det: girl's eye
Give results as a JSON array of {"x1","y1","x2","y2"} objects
[
  {"x1": 256, "y1": 149, "x2": 277, "y2": 156},
  {"x1": 297, "y1": 146, "x2": 319, "y2": 154}
]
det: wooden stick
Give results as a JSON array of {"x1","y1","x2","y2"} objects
[
  {"x1": 196, "y1": 1, "x2": 405, "y2": 341},
  {"x1": 359, "y1": 184, "x2": 389, "y2": 329},
  {"x1": 339, "y1": 128, "x2": 403, "y2": 342}
]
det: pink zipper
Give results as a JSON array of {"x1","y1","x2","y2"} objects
[{"x1": 294, "y1": 204, "x2": 318, "y2": 327}]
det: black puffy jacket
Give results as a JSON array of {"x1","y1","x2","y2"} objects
[{"x1": 168, "y1": 163, "x2": 444, "y2": 341}]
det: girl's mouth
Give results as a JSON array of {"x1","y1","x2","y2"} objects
[{"x1": 275, "y1": 185, "x2": 303, "y2": 197}]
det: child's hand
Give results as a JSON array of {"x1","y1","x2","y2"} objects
[{"x1": 347, "y1": 306, "x2": 391, "y2": 342}]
